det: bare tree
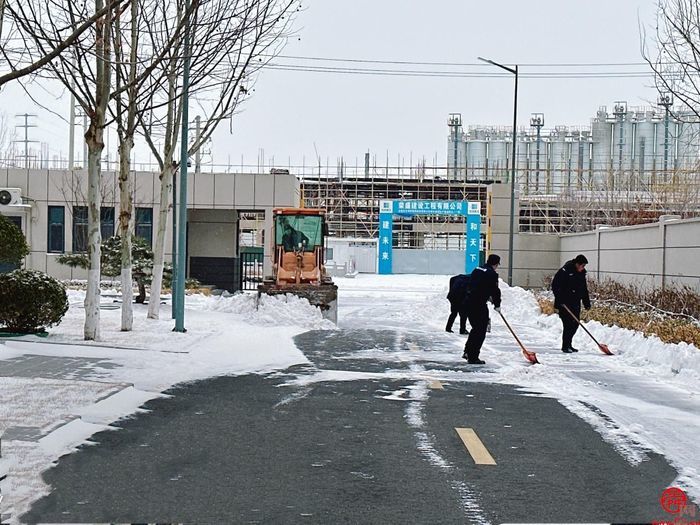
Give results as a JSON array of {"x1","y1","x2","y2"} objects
[
  {"x1": 643, "y1": 0, "x2": 700, "y2": 121},
  {"x1": 0, "y1": 1, "x2": 128, "y2": 88},
  {"x1": 143, "y1": 0, "x2": 300, "y2": 319},
  {"x1": 4, "y1": 0, "x2": 120, "y2": 339}
]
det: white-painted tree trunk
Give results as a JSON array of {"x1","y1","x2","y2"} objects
[
  {"x1": 83, "y1": 0, "x2": 112, "y2": 340},
  {"x1": 147, "y1": 163, "x2": 174, "y2": 319},
  {"x1": 118, "y1": 139, "x2": 133, "y2": 331},
  {"x1": 84, "y1": 146, "x2": 102, "y2": 340}
]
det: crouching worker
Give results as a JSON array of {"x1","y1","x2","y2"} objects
[{"x1": 463, "y1": 254, "x2": 502, "y2": 365}]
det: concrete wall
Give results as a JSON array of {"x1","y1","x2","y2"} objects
[
  {"x1": 0, "y1": 168, "x2": 299, "y2": 282},
  {"x1": 560, "y1": 216, "x2": 700, "y2": 292},
  {"x1": 393, "y1": 249, "x2": 465, "y2": 275},
  {"x1": 488, "y1": 182, "x2": 561, "y2": 288}
]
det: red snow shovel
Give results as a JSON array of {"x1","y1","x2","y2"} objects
[
  {"x1": 561, "y1": 304, "x2": 613, "y2": 355},
  {"x1": 497, "y1": 311, "x2": 539, "y2": 365}
]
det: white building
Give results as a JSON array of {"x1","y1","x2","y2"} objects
[{"x1": 0, "y1": 168, "x2": 299, "y2": 291}]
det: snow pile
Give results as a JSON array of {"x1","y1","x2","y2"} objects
[{"x1": 196, "y1": 292, "x2": 336, "y2": 330}]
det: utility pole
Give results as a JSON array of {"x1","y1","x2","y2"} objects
[
  {"x1": 68, "y1": 92, "x2": 76, "y2": 169},
  {"x1": 195, "y1": 115, "x2": 201, "y2": 173},
  {"x1": 14, "y1": 113, "x2": 38, "y2": 168}
]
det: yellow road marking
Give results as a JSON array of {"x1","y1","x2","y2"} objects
[
  {"x1": 455, "y1": 428, "x2": 497, "y2": 465},
  {"x1": 406, "y1": 342, "x2": 419, "y2": 352},
  {"x1": 428, "y1": 381, "x2": 444, "y2": 390}
]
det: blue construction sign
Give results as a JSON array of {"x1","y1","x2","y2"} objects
[{"x1": 378, "y1": 199, "x2": 482, "y2": 275}]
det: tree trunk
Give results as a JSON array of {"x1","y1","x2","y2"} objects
[
  {"x1": 147, "y1": 162, "x2": 174, "y2": 319},
  {"x1": 118, "y1": 137, "x2": 133, "y2": 330},
  {"x1": 84, "y1": 132, "x2": 103, "y2": 341}
]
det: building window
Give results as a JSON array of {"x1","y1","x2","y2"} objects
[
  {"x1": 101, "y1": 207, "x2": 115, "y2": 240},
  {"x1": 47, "y1": 206, "x2": 65, "y2": 253},
  {"x1": 135, "y1": 207, "x2": 153, "y2": 247},
  {"x1": 72, "y1": 206, "x2": 88, "y2": 252}
]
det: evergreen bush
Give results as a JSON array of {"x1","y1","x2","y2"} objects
[
  {"x1": 0, "y1": 214, "x2": 30, "y2": 266},
  {"x1": 0, "y1": 270, "x2": 69, "y2": 332}
]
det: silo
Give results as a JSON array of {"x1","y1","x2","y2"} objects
[
  {"x1": 634, "y1": 112, "x2": 657, "y2": 188},
  {"x1": 590, "y1": 108, "x2": 612, "y2": 190},
  {"x1": 549, "y1": 128, "x2": 569, "y2": 192},
  {"x1": 675, "y1": 117, "x2": 700, "y2": 171},
  {"x1": 517, "y1": 133, "x2": 532, "y2": 194},
  {"x1": 487, "y1": 132, "x2": 509, "y2": 183},
  {"x1": 467, "y1": 131, "x2": 487, "y2": 180}
]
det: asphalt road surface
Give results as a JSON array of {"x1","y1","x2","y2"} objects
[{"x1": 22, "y1": 327, "x2": 679, "y2": 524}]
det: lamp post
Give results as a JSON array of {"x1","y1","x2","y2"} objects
[
  {"x1": 478, "y1": 57, "x2": 518, "y2": 286},
  {"x1": 174, "y1": 0, "x2": 192, "y2": 332}
]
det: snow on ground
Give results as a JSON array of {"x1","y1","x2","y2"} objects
[{"x1": 1, "y1": 273, "x2": 699, "y2": 520}]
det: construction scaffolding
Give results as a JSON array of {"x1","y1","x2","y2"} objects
[{"x1": 298, "y1": 165, "x2": 493, "y2": 250}]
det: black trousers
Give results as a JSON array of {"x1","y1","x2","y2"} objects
[
  {"x1": 559, "y1": 303, "x2": 581, "y2": 350},
  {"x1": 446, "y1": 301, "x2": 468, "y2": 332},
  {"x1": 464, "y1": 303, "x2": 489, "y2": 360}
]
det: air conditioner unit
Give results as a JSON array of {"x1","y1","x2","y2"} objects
[{"x1": 0, "y1": 188, "x2": 22, "y2": 206}]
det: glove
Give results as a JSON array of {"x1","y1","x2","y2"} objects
[{"x1": 494, "y1": 307, "x2": 501, "y2": 314}]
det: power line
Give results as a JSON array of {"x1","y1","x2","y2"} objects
[
  {"x1": 268, "y1": 54, "x2": 653, "y2": 68},
  {"x1": 263, "y1": 63, "x2": 656, "y2": 79}
]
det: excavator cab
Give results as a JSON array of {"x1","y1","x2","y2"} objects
[{"x1": 258, "y1": 208, "x2": 338, "y2": 322}]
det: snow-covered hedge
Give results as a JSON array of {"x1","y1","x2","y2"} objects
[{"x1": 0, "y1": 270, "x2": 69, "y2": 332}]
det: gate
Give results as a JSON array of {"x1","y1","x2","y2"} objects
[{"x1": 239, "y1": 251, "x2": 263, "y2": 291}]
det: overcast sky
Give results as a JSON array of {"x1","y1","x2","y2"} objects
[{"x1": 1, "y1": 0, "x2": 662, "y2": 170}]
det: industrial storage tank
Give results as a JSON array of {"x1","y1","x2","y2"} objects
[
  {"x1": 633, "y1": 113, "x2": 659, "y2": 188},
  {"x1": 466, "y1": 133, "x2": 487, "y2": 180},
  {"x1": 675, "y1": 119, "x2": 700, "y2": 171},
  {"x1": 549, "y1": 128, "x2": 570, "y2": 192},
  {"x1": 487, "y1": 133, "x2": 509, "y2": 183},
  {"x1": 568, "y1": 131, "x2": 592, "y2": 190},
  {"x1": 590, "y1": 108, "x2": 613, "y2": 190}
]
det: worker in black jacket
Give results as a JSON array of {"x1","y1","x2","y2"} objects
[
  {"x1": 445, "y1": 274, "x2": 471, "y2": 334},
  {"x1": 463, "y1": 254, "x2": 502, "y2": 365},
  {"x1": 551, "y1": 254, "x2": 591, "y2": 353}
]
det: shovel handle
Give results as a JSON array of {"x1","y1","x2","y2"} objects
[{"x1": 561, "y1": 304, "x2": 601, "y2": 347}]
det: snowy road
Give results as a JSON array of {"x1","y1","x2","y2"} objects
[{"x1": 2, "y1": 274, "x2": 699, "y2": 523}]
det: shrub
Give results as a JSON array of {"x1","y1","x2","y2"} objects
[
  {"x1": 0, "y1": 270, "x2": 69, "y2": 333},
  {"x1": 58, "y1": 235, "x2": 155, "y2": 303},
  {"x1": 0, "y1": 214, "x2": 30, "y2": 266}
]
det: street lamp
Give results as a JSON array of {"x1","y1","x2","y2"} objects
[{"x1": 477, "y1": 57, "x2": 518, "y2": 286}]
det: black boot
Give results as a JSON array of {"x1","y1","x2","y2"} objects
[
  {"x1": 569, "y1": 346, "x2": 579, "y2": 352},
  {"x1": 561, "y1": 347, "x2": 573, "y2": 354}
]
